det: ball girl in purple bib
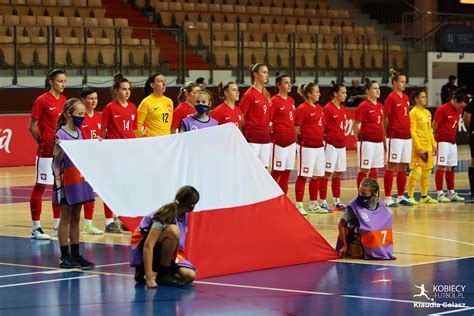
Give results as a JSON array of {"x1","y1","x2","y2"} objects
[{"x1": 180, "y1": 89, "x2": 218, "y2": 132}]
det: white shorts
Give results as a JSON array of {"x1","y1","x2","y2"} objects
[
  {"x1": 248, "y1": 142, "x2": 271, "y2": 167},
  {"x1": 271, "y1": 143, "x2": 296, "y2": 171},
  {"x1": 386, "y1": 138, "x2": 412, "y2": 163},
  {"x1": 357, "y1": 141, "x2": 384, "y2": 169},
  {"x1": 35, "y1": 156, "x2": 54, "y2": 185},
  {"x1": 436, "y1": 142, "x2": 458, "y2": 167},
  {"x1": 297, "y1": 145, "x2": 325, "y2": 177},
  {"x1": 324, "y1": 143, "x2": 347, "y2": 173}
]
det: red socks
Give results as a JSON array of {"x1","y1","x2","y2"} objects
[
  {"x1": 319, "y1": 177, "x2": 328, "y2": 200},
  {"x1": 271, "y1": 170, "x2": 281, "y2": 183},
  {"x1": 84, "y1": 201, "x2": 94, "y2": 220},
  {"x1": 272, "y1": 170, "x2": 291, "y2": 194},
  {"x1": 309, "y1": 178, "x2": 321, "y2": 201},
  {"x1": 397, "y1": 171, "x2": 407, "y2": 196},
  {"x1": 295, "y1": 176, "x2": 307, "y2": 202},
  {"x1": 30, "y1": 185, "x2": 46, "y2": 221},
  {"x1": 104, "y1": 203, "x2": 114, "y2": 219},
  {"x1": 357, "y1": 172, "x2": 367, "y2": 189},
  {"x1": 52, "y1": 203, "x2": 61, "y2": 219},
  {"x1": 332, "y1": 177, "x2": 341, "y2": 198},
  {"x1": 445, "y1": 170, "x2": 455, "y2": 191},
  {"x1": 384, "y1": 169, "x2": 394, "y2": 197},
  {"x1": 435, "y1": 169, "x2": 445, "y2": 191},
  {"x1": 369, "y1": 168, "x2": 378, "y2": 180}
]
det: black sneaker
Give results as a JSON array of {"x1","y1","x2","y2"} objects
[
  {"x1": 72, "y1": 255, "x2": 95, "y2": 269},
  {"x1": 105, "y1": 222, "x2": 122, "y2": 233},
  {"x1": 59, "y1": 256, "x2": 81, "y2": 269},
  {"x1": 156, "y1": 273, "x2": 187, "y2": 287},
  {"x1": 134, "y1": 266, "x2": 145, "y2": 284}
]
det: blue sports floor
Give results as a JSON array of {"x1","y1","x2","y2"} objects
[{"x1": 0, "y1": 236, "x2": 472, "y2": 316}]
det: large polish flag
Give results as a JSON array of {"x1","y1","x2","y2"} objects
[{"x1": 60, "y1": 124, "x2": 339, "y2": 278}]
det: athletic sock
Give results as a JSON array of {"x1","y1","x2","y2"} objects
[
  {"x1": 30, "y1": 185, "x2": 46, "y2": 221},
  {"x1": 279, "y1": 170, "x2": 291, "y2": 194},
  {"x1": 420, "y1": 170, "x2": 431, "y2": 197},
  {"x1": 397, "y1": 170, "x2": 407, "y2": 197},
  {"x1": 357, "y1": 172, "x2": 367, "y2": 188},
  {"x1": 52, "y1": 203, "x2": 61, "y2": 222},
  {"x1": 104, "y1": 203, "x2": 114, "y2": 219},
  {"x1": 332, "y1": 177, "x2": 341, "y2": 199},
  {"x1": 309, "y1": 178, "x2": 321, "y2": 201},
  {"x1": 295, "y1": 176, "x2": 307, "y2": 202},
  {"x1": 70, "y1": 243, "x2": 80, "y2": 257},
  {"x1": 384, "y1": 169, "x2": 394, "y2": 197},
  {"x1": 60, "y1": 245, "x2": 70, "y2": 259},
  {"x1": 469, "y1": 167, "x2": 474, "y2": 195},
  {"x1": 445, "y1": 169, "x2": 455, "y2": 191},
  {"x1": 319, "y1": 177, "x2": 328, "y2": 200},
  {"x1": 369, "y1": 168, "x2": 378, "y2": 181},
  {"x1": 407, "y1": 170, "x2": 417, "y2": 198},
  {"x1": 84, "y1": 201, "x2": 94, "y2": 221},
  {"x1": 435, "y1": 169, "x2": 445, "y2": 191}
]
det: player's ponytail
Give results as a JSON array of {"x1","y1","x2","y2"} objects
[
  {"x1": 331, "y1": 80, "x2": 345, "y2": 94},
  {"x1": 298, "y1": 82, "x2": 317, "y2": 101},
  {"x1": 143, "y1": 73, "x2": 161, "y2": 98},
  {"x1": 389, "y1": 68, "x2": 405, "y2": 85},
  {"x1": 153, "y1": 186, "x2": 200, "y2": 224},
  {"x1": 177, "y1": 81, "x2": 198, "y2": 103}
]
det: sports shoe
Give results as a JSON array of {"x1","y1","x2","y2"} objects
[
  {"x1": 31, "y1": 227, "x2": 50, "y2": 240},
  {"x1": 319, "y1": 202, "x2": 333, "y2": 213},
  {"x1": 397, "y1": 196, "x2": 414, "y2": 206},
  {"x1": 295, "y1": 202, "x2": 308, "y2": 216},
  {"x1": 334, "y1": 202, "x2": 346, "y2": 211},
  {"x1": 420, "y1": 196, "x2": 438, "y2": 204},
  {"x1": 156, "y1": 273, "x2": 187, "y2": 287},
  {"x1": 82, "y1": 224, "x2": 104, "y2": 235},
  {"x1": 384, "y1": 197, "x2": 398, "y2": 207},
  {"x1": 308, "y1": 203, "x2": 329, "y2": 214},
  {"x1": 52, "y1": 227, "x2": 58, "y2": 237},
  {"x1": 59, "y1": 256, "x2": 81, "y2": 269},
  {"x1": 406, "y1": 197, "x2": 419, "y2": 205},
  {"x1": 105, "y1": 222, "x2": 122, "y2": 233},
  {"x1": 120, "y1": 222, "x2": 129, "y2": 232},
  {"x1": 72, "y1": 255, "x2": 95, "y2": 269},
  {"x1": 448, "y1": 192, "x2": 465, "y2": 202},
  {"x1": 437, "y1": 193, "x2": 451, "y2": 203}
]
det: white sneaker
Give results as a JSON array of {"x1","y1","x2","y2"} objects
[
  {"x1": 296, "y1": 202, "x2": 307, "y2": 216},
  {"x1": 308, "y1": 203, "x2": 329, "y2": 214},
  {"x1": 449, "y1": 192, "x2": 465, "y2": 202},
  {"x1": 52, "y1": 227, "x2": 58, "y2": 237},
  {"x1": 384, "y1": 197, "x2": 398, "y2": 207},
  {"x1": 31, "y1": 227, "x2": 50, "y2": 240},
  {"x1": 82, "y1": 224, "x2": 104, "y2": 235},
  {"x1": 437, "y1": 193, "x2": 451, "y2": 203}
]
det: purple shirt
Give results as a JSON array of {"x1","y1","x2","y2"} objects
[{"x1": 181, "y1": 116, "x2": 218, "y2": 132}]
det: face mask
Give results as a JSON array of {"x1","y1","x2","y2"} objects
[
  {"x1": 357, "y1": 195, "x2": 371, "y2": 206},
  {"x1": 195, "y1": 104, "x2": 209, "y2": 114},
  {"x1": 73, "y1": 116, "x2": 85, "y2": 127}
]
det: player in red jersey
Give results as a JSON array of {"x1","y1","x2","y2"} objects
[
  {"x1": 240, "y1": 63, "x2": 272, "y2": 167},
  {"x1": 102, "y1": 73, "x2": 138, "y2": 233},
  {"x1": 171, "y1": 82, "x2": 199, "y2": 133},
  {"x1": 269, "y1": 74, "x2": 296, "y2": 194},
  {"x1": 433, "y1": 88, "x2": 469, "y2": 202},
  {"x1": 382, "y1": 69, "x2": 413, "y2": 207},
  {"x1": 28, "y1": 69, "x2": 67, "y2": 240},
  {"x1": 78, "y1": 87, "x2": 104, "y2": 235},
  {"x1": 353, "y1": 79, "x2": 385, "y2": 189},
  {"x1": 210, "y1": 81, "x2": 242, "y2": 128},
  {"x1": 319, "y1": 82, "x2": 348, "y2": 211},
  {"x1": 294, "y1": 83, "x2": 328, "y2": 215}
]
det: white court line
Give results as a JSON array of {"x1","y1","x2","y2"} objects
[
  {"x1": 0, "y1": 275, "x2": 97, "y2": 288},
  {"x1": 428, "y1": 307, "x2": 474, "y2": 315},
  {"x1": 0, "y1": 270, "x2": 77, "y2": 278},
  {"x1": 393, "y1": 231, "x2": 474, "y2": 246},
  {"x1": 94, "y1": 262, "x2": 130, "y2": 268},
  {"x1": 397, "y1": 256, "x2": 474, "y2": 268}
]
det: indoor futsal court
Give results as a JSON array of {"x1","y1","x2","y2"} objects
[{"x1": 0, "y1": 146, "x2": 472, "y2": 315}]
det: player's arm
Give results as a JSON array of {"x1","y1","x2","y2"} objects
[
  {"x1": 463, "y1": 111, "x2": 471, "y2": 133},
  {"x1": 409, "y1": 111, "x2": 423, "y2": 154},
  {"x1": 432, "y1": 120, "x2": 439, "y2": 133},
  {"x1": 135, "y1": 102, "x2": 147, "y2": 137},
  {"x1": 143, "y1": 227, "x2": 162, "y2": 288},
  {"x1": 28, "y1": 118, "x2": 41, "y2": 144},
  {"x1": 352, "y1": 120, "x2": 361, "y2": 139},
  {"x1": 337, "y1": 218, "x2": 348, "y2": 257}
]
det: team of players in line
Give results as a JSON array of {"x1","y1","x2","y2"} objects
[{"x1": 28, "y1": 64, "x2": 469, "y2": 240}]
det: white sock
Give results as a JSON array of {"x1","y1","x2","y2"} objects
[
  {"x1": 309, "y1": 200, "x2": 317, "y2": 207},
  {"x1": 437, "y1": 191, "x2": 444, "y2": 196},
  {"x1": 334, "y1": 198, "x2": 341, "y2": 204},
  {"x1": 448, "y1": 190, "x2": 455, "y2": 194},
  {"x1": 321, "y1": 199, "x2": 327, "y2": 205},
  {"x1": 53, "y1": 219, "x2": 60, "y2": 229},
  {"x1": 105, "y1": 218, "x2": 114, "y2": 225},
  {"x1": 32, "y1": 221, "x2": 41, "y2": 229},
  {"x1": 84, "y1": 219, "x2": 92, "y2": 227}
]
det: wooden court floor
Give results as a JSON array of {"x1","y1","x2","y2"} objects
[{"x1": 0, "y1": 146, "x2": 472, "y2": 268}]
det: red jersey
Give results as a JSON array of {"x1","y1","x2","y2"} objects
[
  {"x1": 295, "y1": 101, "x2": 325, "y2": 148},
  {"x1": 31, "y1": 92, "x2": 67, "y2": 157},
  {"x1": 172, "y1": 101, "x2": 195, "y2": 132},
  {"x1": 102, "y1": 100, "x2": 137, "y2": 139},
  {"x1": 323, "y1": 101, "x2": 347, "y2": 148},
  {"x1": 384, "y1": 91, "x2": 411, "y2": 139},
  {"x1": 81, "y1": 111, "x2": 102, "y2": 139},
  {"x1": 434, "y1": 102, "x2": 462, "y2": 144},
  {"x1": 239, "y1": 87, "x2": 271, "y2": 143},
  {"x1": 354, "y1": 99, "x2": 384, "y2": 142},
  {"x1": 209, "y1": 102, "x2": 242, "y2": 128},
  {"x1": 270, "y1": 95, "x2": 296, "y2": 147}
]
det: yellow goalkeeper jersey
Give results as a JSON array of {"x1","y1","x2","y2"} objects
[
  {"x1": 136, "y1": 94, "x2": 174, "y2": 137},
  {"x1": 409, "y1": 106, "x2": 437, "y2": 151}
]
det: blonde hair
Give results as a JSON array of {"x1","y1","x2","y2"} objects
[
  {"x1": 389, "y1": 68, "x2": 405, "y2": 85},
  {"x1": 297, "y1": 82, "x2": 317, "y2": 100},
  {"x1": 56, "y1": 98, "x2": 82, "y2": 131},
  {"x1": 153, "y1": 186, "x2": 200, "y2": 224},
  {"x1": 194, "y1": 89, "x2": 213, "y2": 107},
  {"x1": 178, "y1": 81, "x2": 198, "y2": 102}
]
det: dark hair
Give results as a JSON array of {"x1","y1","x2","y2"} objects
[
  {"x1": 275, "y1": 72, "x2": 291, "y2": 86},
  {"x1": 143, "y1": 72, "x2": 163, "y2": 98},
  {"x1": 331, "y1": 80, "x2": 345, "y2": 93},
  {"x1": 360, "y1": 177, "x2": 379, "y2": 195},
  {"x1": 178, "y1": 81, "x2": 198, "y2": 102},
  {"x1": 449, "y1": 75, "x2": 457, "y2": 81},
  {"x1": 452, "y1": 87, "x2": 469, "y2": 104},
  {"x1": 411, "y1": 87, "x2": 426, "y2": 104},
  {"x1": 80, "y1": 87, "x2": 97, "y2": 99},
  {"x1": 249, "y1": 63, "x2": 271, "y2": 104},
  {"x1": 364, "y1": 78, "x2": 378, "y2": 92},
  {"x1": 112, "y1": 73, "x2": 130, "y2": 99},
  {"x1": 45, "y1": 68, "x2": 65, "y2": 91},
  {"x1": 153, "y1": 186, "x2": 200, "y2": 225},
  {"x1": 218, "y1": 81, "x2": 237, "y2": 100},
  {"x1": 297, "y1": 82, "x2": 317, "y2": 100},
  {"x1": 389, "y1": 68, "x2": 406, "y2": 85},
  {"x1": 196, "y1": 77, "x2": 205, "y2": 85},
  {"x1": 56, "y1": 98, "x2": 82, "y2": 131}
]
